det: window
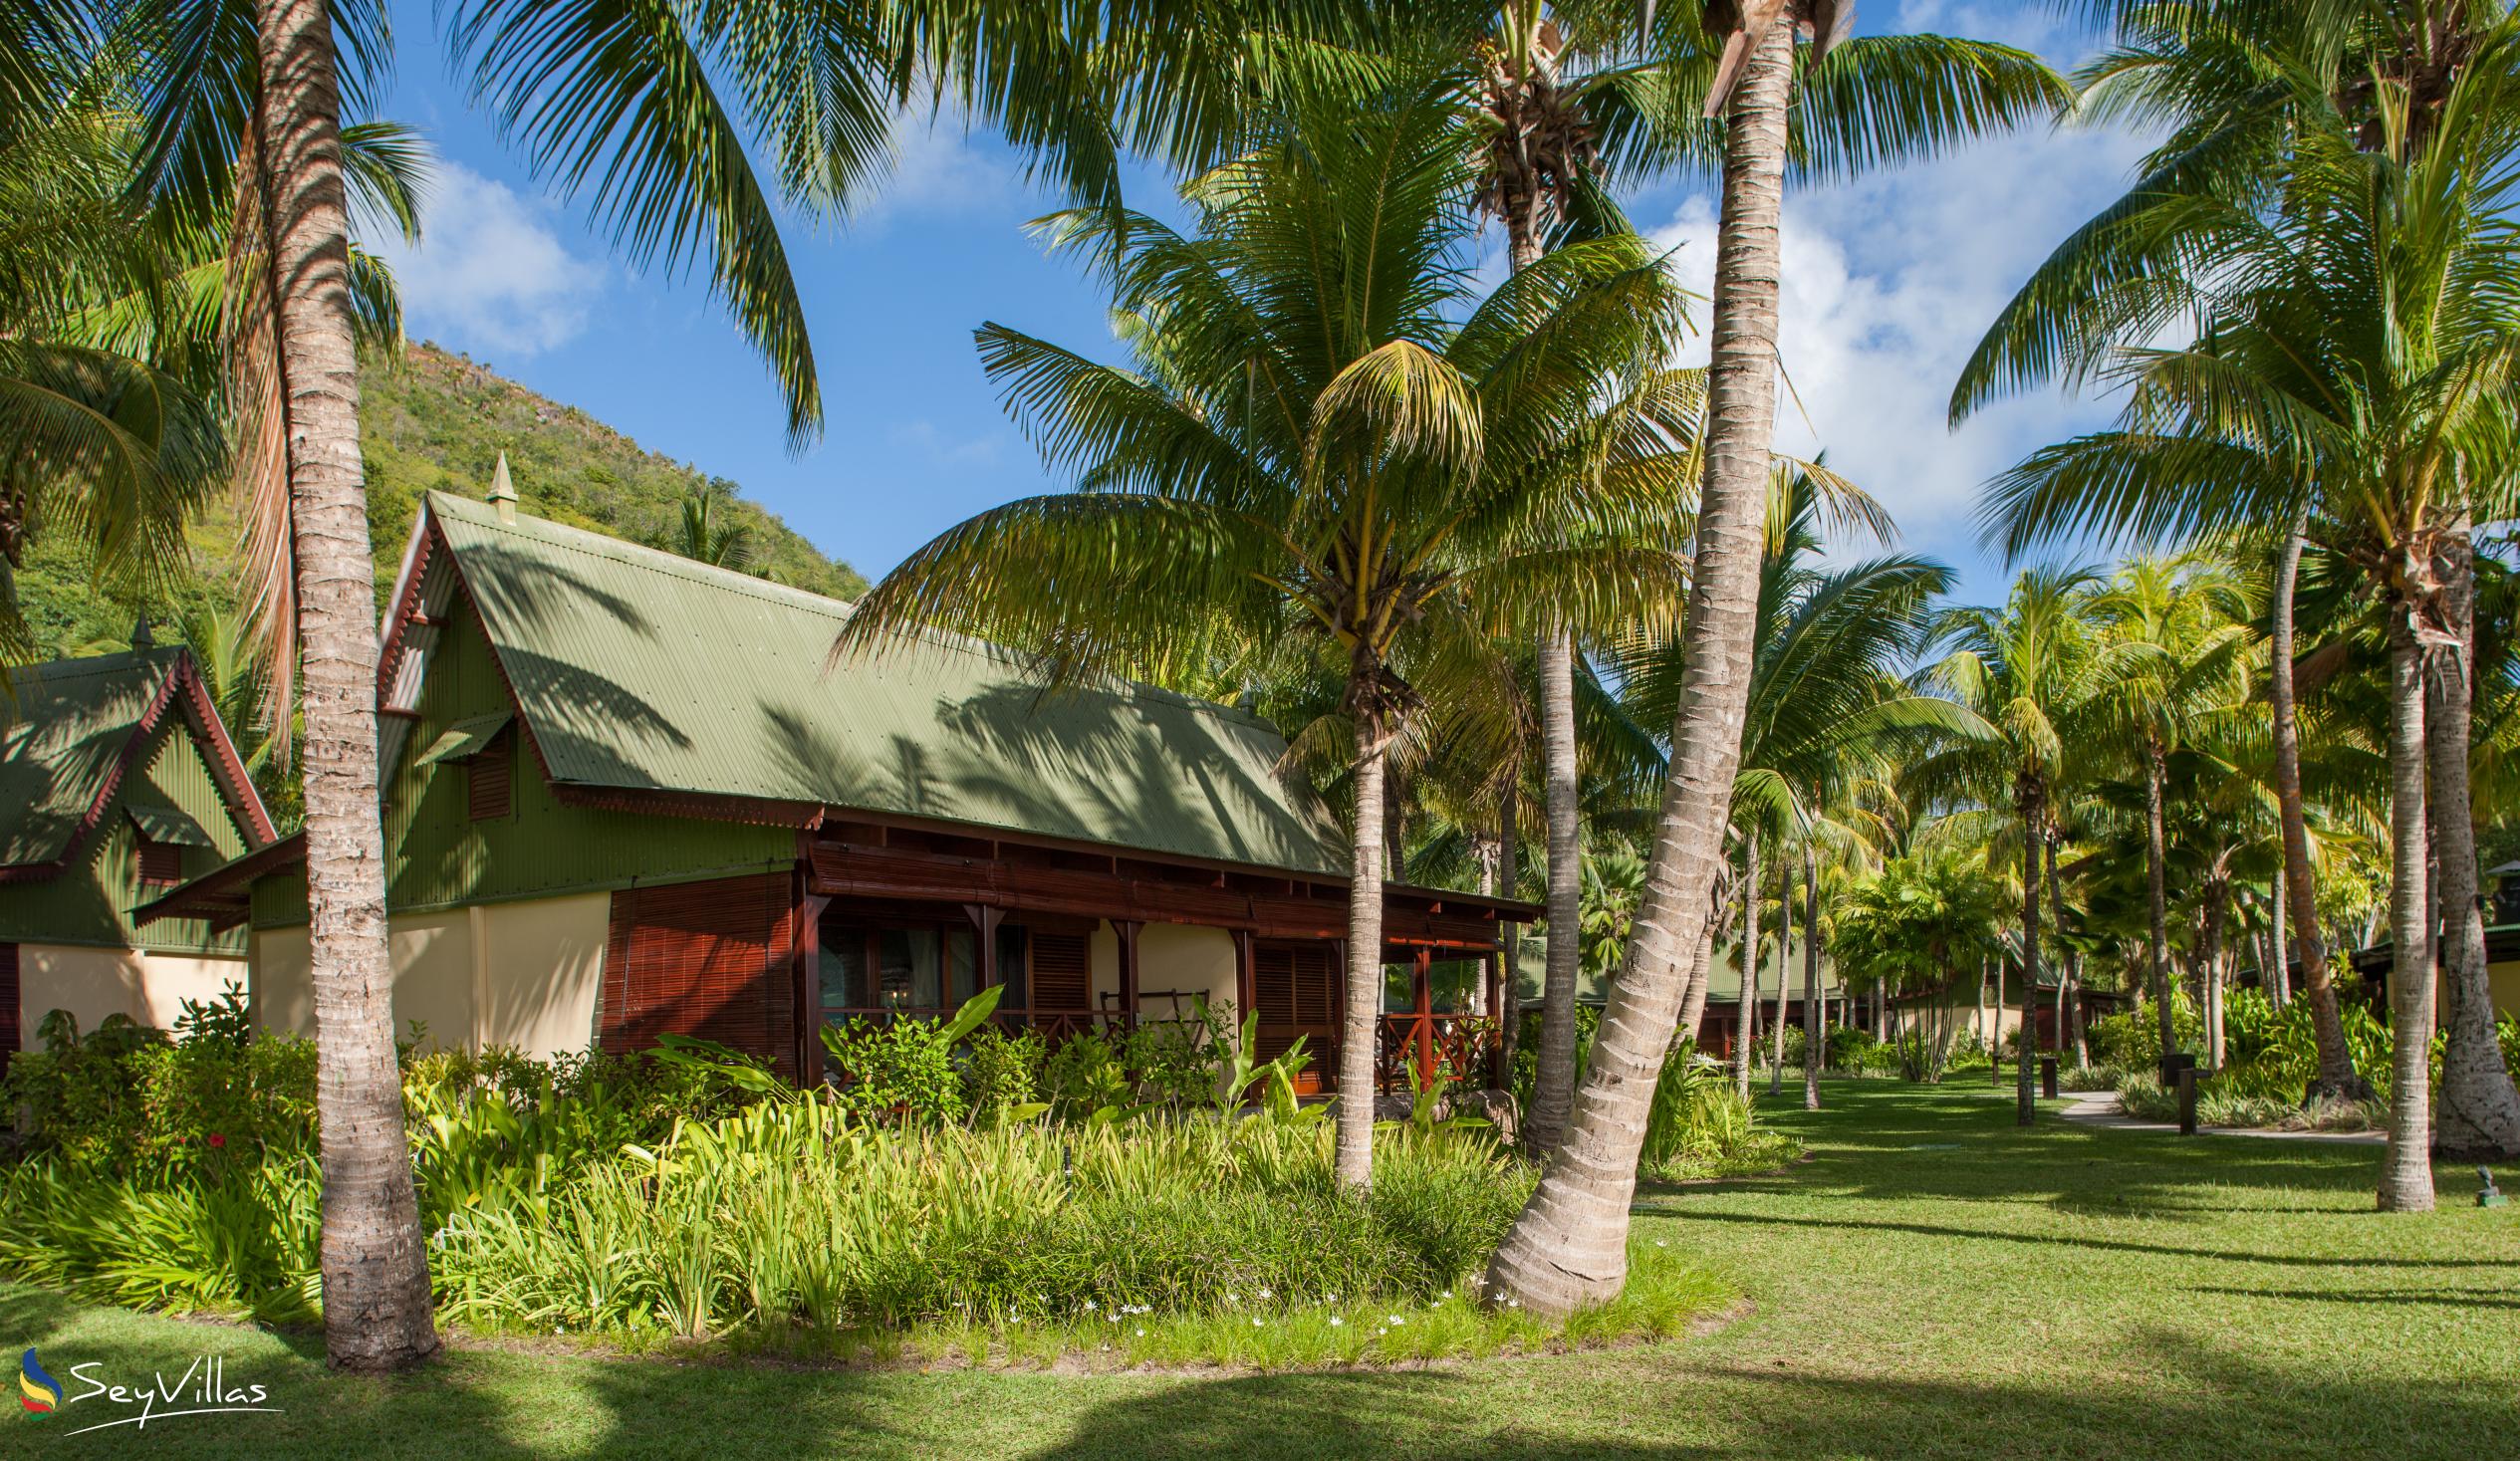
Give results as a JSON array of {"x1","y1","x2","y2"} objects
[
  {"x1": 135, "y1": 836, "x2": 182, "y2": 887},
  {"x1": 466, "y1": 728, "x2": 513, "y2": 821}
]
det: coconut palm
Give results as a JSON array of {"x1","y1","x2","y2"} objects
[
  {"x1": 2089, "y1": 556, "x2": 2254, "y2": 1069},
  {"x1": 1977, "y1": 41, "x2": 2520, "y2": 1191},
  {"x1": 108, "y1": 0, "x2": 1398, "y2": 1365},
  {"x1": 1970, "y1": 0, "x2": 2520, "y2": 1164},
  {"x1": 1451, "y1": 0, "x2": 2062, "y2": 1156},
  {"x1": 839, "y1": 69, "x2": 1689, "y2": 1192},
  {"x1": 1910, "y1": 567, "x2": 2134, "y2": 1125},
  {"x1": 1480, "y1": 0, "x2": 2067, "y2": 1319},
  {"x1": 0, "y1": 14, "x2": 223, "y2": 663}
]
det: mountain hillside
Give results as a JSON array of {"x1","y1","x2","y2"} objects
[{"x1": 17, "y1": 342, "x2": 868, "y2": 661}]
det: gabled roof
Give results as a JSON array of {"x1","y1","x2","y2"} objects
[
  {"x1": 0, "y1": 648, "x2": 275, "y2": 878},
  {"x1": 378, "y1": 492, "x2": 1348, "y2": 877}
]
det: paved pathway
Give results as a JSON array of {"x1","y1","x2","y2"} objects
[{"x1": 2058, "y1": 1088, "x2": 2387, "y2": 1144}]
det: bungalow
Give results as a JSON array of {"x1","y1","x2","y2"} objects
[
  {"x1": 0, "y1": 642, "x2": 277, "y2": 1060},
  {"x1": 142, "y1": 486, "x2": 1532, "y2": 1092}
]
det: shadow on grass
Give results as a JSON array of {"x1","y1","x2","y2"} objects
[
  {"x1": 1647, "y1": 1209, "x2": 2520, "y2": 1271},
  {"x1": 1024, "y1": 1327, "x2": 2507, "y2": 1461}
]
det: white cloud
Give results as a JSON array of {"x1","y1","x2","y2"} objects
[
  {"x1": 1649, "y1": 120, "x2": 2150, "y2": 576},
  {"x1": 885, "y1": 418, "x2": 1008, "y2": 469},
  {"x1": 371, "y1": 163, "x2": 605, "y2": 358},
  {"x1": 844, "y1": 109, "x2": 1028, "y2": 229}
]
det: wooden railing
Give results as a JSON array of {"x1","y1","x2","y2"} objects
[{"x1": 1373, "y1": 1013, "x2": 1501, "y2": 1096}]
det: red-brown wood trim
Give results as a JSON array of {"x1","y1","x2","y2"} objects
[{"x1": 1113, "y1": 919, "x2": 1141, "y2": 1022}]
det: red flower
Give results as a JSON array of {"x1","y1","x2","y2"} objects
[{"x1": 207, "y1": 1133, "x2": 226, "y2": 1148}]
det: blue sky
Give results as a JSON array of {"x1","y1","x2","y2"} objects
[{"x1": 369, "y1": 1, "x2": 2142, "y2": 605}]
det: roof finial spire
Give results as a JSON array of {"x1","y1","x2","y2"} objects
[
  {"x1": 129, "y1": 614, "x2": 153, "y2": 651},
  {"x1": 488, "y1": 451, "x2": 519, "y2": 524}
]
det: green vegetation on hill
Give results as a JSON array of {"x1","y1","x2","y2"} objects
[{"x1": 12, "y1": 342, "x2": 867, "y2": 663}]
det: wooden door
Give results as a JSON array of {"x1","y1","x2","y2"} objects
[{"x1": 1253, "y1": 941, "x2": 1336, "y2": 1095}]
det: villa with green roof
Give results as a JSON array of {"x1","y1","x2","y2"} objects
[
  {"x1": 0, "y1": 645, "x2": 277, "y2": 1063},
  {"x1": 145, "y1": 489, "x2": 1530, "y2": 1090}
]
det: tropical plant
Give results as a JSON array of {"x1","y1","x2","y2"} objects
[
  {"x1": 837, "y1": 66, "x2": 1689, "y2": 1192},
  {"x1": 1484, "y1": 0, "x2": 2066, "y2": 1319},
  {"x1": 1910, "y1": 567, "x2": 2134, "y2": 1124}
]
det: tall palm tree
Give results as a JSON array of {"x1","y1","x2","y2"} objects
[
  {"x1": 112, "y1": 0, "x2": 1392, "y2": 1365},
  {"x1": 1912, "y1": 567, "x2": 2129, "y2": 1124},
  {"x1": 1454, "y1": 0, "x2": 2059, "y2": 1153},
  {"x1": 1968, "y1": 0, "x2": 2519, "y2": 1133},
  {"x1": 1480, "y1": 0, "x2": 2064, "y2": 1319},
  {"x1": 0, "y1": 14, "x2": 223, "y2": 663},
  {"x1": 2090, "y1": 556, "x2": 2253, "y2": 1070},
  {"x1": 1977, "y1": 46, "x2": 2520, "y2": 1194},
  {"x1": 839, "y1": 69, "x2": 1688, "y2": 1192}
]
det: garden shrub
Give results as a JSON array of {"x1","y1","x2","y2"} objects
[
  {"x1": 1041, "y1": 1030, "x2": 1134, "y2": 1118},
  {"x1": 960, "y1": 1025, "x2": 1047, "y2": 1122},
  {"x1": 822, "y1": 1015, "x2": 969, "y2": 1123}
]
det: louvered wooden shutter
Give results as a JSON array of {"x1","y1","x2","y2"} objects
[
  {"x1": 1256, "y1": 946, "x2": 1296, "y2": 1026},
  {"x1": 599, "y1": 872, "x2": 798, "y2": 1075},
  {"x1": 467, "y1": 730, "x2": 513, "y2": 821},
  {"x1": 135, "y1": 838, "x2": 183, "y2": 886},
  {"x1": 0, "y1": 943, "x2": 17, "y2": 1076},
  {"x1": 1030, "y1": 931, "x2": 1090, "y2": 1012},
  {"x1": 1290, "y1": 945, "x2": 1333, "y2": 1025}
]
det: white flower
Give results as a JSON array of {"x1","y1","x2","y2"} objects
[
  {"x1": 1440, "y1": 1290, "x2": 1452, "y2": 1300},
  {"x1": 1387, "y1": 1315, "x2": 1405, "y2": 1327},
  {"x1": 1084, "y1": 1300, "x2": 1097, "y2": 1312},
  {"x1": 1653, "y1": 1240, "x2": 1666, "y2": 1248},
  {"x1": 1252, "y1": 1318, "x2": 1264, "y2": 1328},
  {"x1": 1506, "y1": 1299, "x2": 1521, "y2": 1309},
  {"x1": 1325, "y1": 1292, "x2": 1339, "y2": 1302},
  {"x1": 1225, "y1": 1292, "x2": 1239, "y2": 1304},
  {"x1": 1329, "y1": 1317, "x2": 1344, "y2": 1328},
  {"x1": 1257, "y1": 1288, "x2": 1273, "y2": 1301},
  {"x1": 1134, "y1": 1328, "x2": 1145, "y2": 1337},
  {"x1": 1107, "y1": 1314, "x2": 1121, "y2": 1325}
]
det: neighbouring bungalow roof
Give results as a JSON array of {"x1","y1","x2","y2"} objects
[
  {"x1": 0, "y1": 648, "x2": 273, "y2": 877},
  {"x1": 385, "y1": 492, "x2": 1350, "y2": 877}
]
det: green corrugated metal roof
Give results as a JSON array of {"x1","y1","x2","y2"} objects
[
  {"x1": 0, "y1": 650, "x2": 182, "y2": 867},
  {"x1": 416, "y1": 711, "x2": 512, "y2": 766},
  {"x1": 126, "y1": 802, "x2": 213, "y2": 847},
  {"x1": 423, "y1": 493, "x2": 1347, "y2": 876}
]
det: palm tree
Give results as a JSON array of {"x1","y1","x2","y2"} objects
[
  {"x1": 674, "y1": 485, "x2": 758, "y2": 574},
  {"x1": 111, "y1": 0, "x2": 1395, "y2": 1364},
  {"x1": 1969, "y1": 0, "x2": 2520, "y2": 1154},
  {"x1": 1480, "y1": 1, "x2": 2064, "y2": 1319},
  {"x1": 0, "y1": 15, "x2": 223, "y2": 663},
  {"x1": 840, "y1": 70, "x2": 1688, "y2": 1192},
  {"x1": 1448, "y1": 0, "x2": 2062, "y2": 1158},
  {"x1": 1977, "y1": 43, "x2": 2520, "y2": 1193},
  {"x1": 1912, "y1": 567, "x2": 2129, "y2": 1125},
  {"x1": 2089, "y1": 556, "x2": 2253, "y2": 1071}
]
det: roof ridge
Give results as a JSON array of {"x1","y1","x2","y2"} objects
[{"x1": 426, "y1": 491, "x2": 1281, "y2": 735}]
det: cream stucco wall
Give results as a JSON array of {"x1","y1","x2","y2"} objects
[
  {"x1": 1136, "y1": 923, "x2": 1241, "y2": 1028},
  {"x1": 247, "y1": 892, "x2": 608, "y2": 1060},
  {"x1": 15, "y1": 944, "x2": 249, "y2": 1045}
]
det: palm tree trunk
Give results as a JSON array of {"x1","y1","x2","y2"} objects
[
  {"x1": 1768, "y1": 850, "x2": 1790, "y2": 1096},
  {"x1": 2378, "y1": 613, "x2": 2436, "y2": 1212},
  {"x1": 1802, "y1": 843, "x2": 1821, "y2": 1111},
  {"x1": 252, "y1": 0, "x2": 436, "y2": 1372},
  {"x1": 1337, "y1": 708, "x2": 1388, "y2": 1190},
  {"x1": 2267, "y1": 882, "x2": 2290, "y2": 1009},
  {"x1": 2146, "y1": 747, "x2": 2175, "y2": 1073},
  {"x1": 1483, "y1": 16, "x2": 1793, "y2": 1320},
  {"x1": 2272, "y1": 511, "x2": 2361, "y2": 1097},
  {"x1": 1675, "y1": 908, "x2": 1719, "y2": 1046},
  {"x1": 1975, "y1": 955, "x2": 1988, "y2": 1061},
  {"x1": 1528, "y1": 623, "x2": 1583, "y2": 1153},
  {"x1": 2425, "y1": 525, "x2": 2520, "y2": 1158},
  {"x1": 2015, "y1": 781, "x2": 2044, "y2": 1126},
  {"x1": 2200, "y1": 885, "x2": 2227, "y2": 1071},
  {"x1": 1736, "y1": 829, "x2": 1759, "y2": 1100},
  {"x1": 2045, "y1": 832, "x2": 2066, "y2": 1068},
  {"x1": 1498, "y1": 788, "x2": 1521, "y2": 1092}
]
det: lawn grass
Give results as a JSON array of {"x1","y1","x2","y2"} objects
[{"x1": 2, "y1": 1082, "x2": 2512, "y2": 1459}]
